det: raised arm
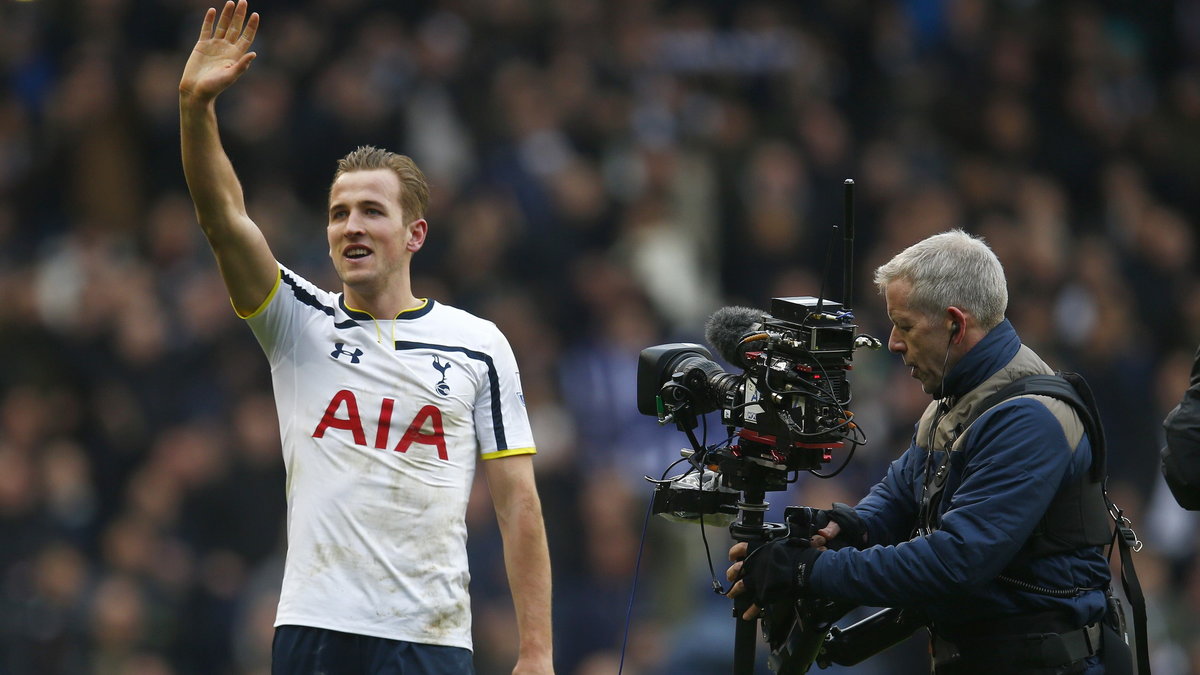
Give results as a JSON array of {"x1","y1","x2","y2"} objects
[
  {"x1": 483, "y1": 455, "x2": 555, "y2": 675},
  {"x1": 179, "y1": 0, "x2": 277, "y2": 316}
]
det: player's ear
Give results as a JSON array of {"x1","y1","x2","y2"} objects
[{"x1": 406, "y1": 219, "x2": 427, "y2": 252}]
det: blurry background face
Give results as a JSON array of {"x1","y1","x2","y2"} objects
[{"x1": 2, "y1": 1, "x2": 1198, "y2": 673}]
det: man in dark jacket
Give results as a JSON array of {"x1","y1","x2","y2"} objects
[
  {"x1": 1163, "y1": 344, "x2": 1200, "y2": 510},
  {"x1": 728, "y1": 230, "x2": 1128, "y2": 673}
]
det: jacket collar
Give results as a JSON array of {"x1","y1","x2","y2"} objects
[{"x1": 941, "y1": 319, "x2": 1021, "y2": 400}]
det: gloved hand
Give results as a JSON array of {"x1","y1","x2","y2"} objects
[
  {"x1": 815, "y1": 502, "x2": 868, "y2": 550},
  {"x1": 739, "y1": 537, "x2": 823, "y2": 608}
]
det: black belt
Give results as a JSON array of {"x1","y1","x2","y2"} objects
[{"x1": 932, "y1": 621, "x2": 1102, "y2": 671}]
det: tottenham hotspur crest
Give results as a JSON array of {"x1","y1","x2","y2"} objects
[{"x1": 432, "y1": 356, "x2": 452, "y2": 396}]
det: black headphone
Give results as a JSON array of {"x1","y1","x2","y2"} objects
[{"x1": 950, "y1": 322, "x2": 960, "y2": 335}]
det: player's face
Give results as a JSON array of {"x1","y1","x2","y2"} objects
[
  {"x1": 327, "y1": 169, "x2": 426, "y2": 292},
  {"x1": 884, "y1": 278, "x2": 953, "y2": 396}
]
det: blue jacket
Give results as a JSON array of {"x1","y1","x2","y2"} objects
[{"x1": 809, "y1": 320, "x2": 1110, "y2": 635}]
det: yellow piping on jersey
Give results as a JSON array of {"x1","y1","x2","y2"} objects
[
  {"x1": 481, "y1": 447, "x2": 537, "y2": 461},
  {"x1": 393, "y1": 299, "x2": 429, "y2": 345},
  {"x1": 395, "y1": 299, "x2": 429, "y2": 317},
  {"x1": 235, "y1": 266, "x2": 283, "y2": 319},
  {"x1": 342, "y1": 298, "x2": 430, "y2": 344}
]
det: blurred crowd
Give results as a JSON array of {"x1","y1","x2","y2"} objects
[{"x1": 2, "y1": 0, "x2": 1200, "y2": 673}]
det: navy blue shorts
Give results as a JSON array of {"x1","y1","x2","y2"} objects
[{"x1": 272, "y1": 625, "x2": 475, "y2": 675}]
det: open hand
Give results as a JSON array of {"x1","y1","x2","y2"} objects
[{"x1": 179, "y1": 0, "x2": 260, "y2": 104}]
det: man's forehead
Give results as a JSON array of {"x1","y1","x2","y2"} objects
[
  {"x1": 330, "y1": 169, "x2": 402, "y2": 205},
  {"x1": 884, "y1": 279, "x2": 923, "y2": 321},
  {"x1": 884, "y1": 278, "x2": 913, "y2": 305}
]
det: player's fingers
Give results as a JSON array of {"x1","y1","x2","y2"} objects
[
  {"x1": 741, "y1": 604, "x2": 761, "y2": 621},
  {"x1": 199, "y1": 7, "x2": 217, "y2": 41},
  {"x1": 233, "y1": 52, "x2": 257, "y2": 74},
  {"x1": 726, "y1": 579, "x2": 745, "y2": 597},
  {"x1": 225, "y1": 0, "x2": 248, "y2": 41},
  {"x1": 214, "y1": 1, "x2": 235, "y2": 38},
  {"x1": 239, "y1": 12, "x2": 260, "y2": 46}
]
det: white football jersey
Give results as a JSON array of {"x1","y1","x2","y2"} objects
[{"x1": 243, "y1": 264, "x2": 535, "y2": 649}]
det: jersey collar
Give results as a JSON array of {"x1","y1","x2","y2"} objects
[{"x1": 338, "y1": 296, "x2": 436, "y2": 321}]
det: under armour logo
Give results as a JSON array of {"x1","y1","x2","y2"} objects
[
  {"x1": 331, "y1": 342, "x2": 363, "y2": 364},
  {"x1": 432, "y1": 356, "x2": 452, "y2": 396}
]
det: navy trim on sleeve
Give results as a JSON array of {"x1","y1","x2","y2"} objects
[
  {"x1": 393, "y1": 341, "x2": 506, "y2": 451},
  {"x1": 281, "y1": 271, "x2": 360, "y2": 329}
]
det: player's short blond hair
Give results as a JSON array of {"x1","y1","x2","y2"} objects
[{"x1": 332, "y1": 146, "x2": 429, "y2": 221}]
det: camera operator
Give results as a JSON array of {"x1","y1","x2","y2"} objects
[
  {"x1": 726, "y1": 230, "x2": 1132, "y2": 674},
  {"x1": 1162, "y1": 342, "x2": 1200, "y2": 511}
]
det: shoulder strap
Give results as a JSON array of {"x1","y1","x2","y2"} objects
[
  {"x1": 1113, "y1": 507, "x2": 1151, "y2": 674},
  {"x1": 971, "y1": 372, "x2": 1150, "y2": 674},
  {"x1": 971, "y1": 373, "x2": 1105, "y2": 481},
  {"x1": 970, "y1": 373, "x2": 1110, "y2": 557}
]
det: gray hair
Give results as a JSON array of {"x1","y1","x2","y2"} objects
[{"x1": 873, "y1": 229, "x2": 1007, "y2": 329}]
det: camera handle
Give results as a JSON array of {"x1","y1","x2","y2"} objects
[
  {"x1": 729, "y1": 501, "x2": 866, "y2": 675},
  {"x1": 728, "y1": 489, "x2": 793, "y2": 675}
]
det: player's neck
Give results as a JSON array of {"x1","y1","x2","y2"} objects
[{"x1": 342, "y1": 284, "x2": 423, "y2": 319}]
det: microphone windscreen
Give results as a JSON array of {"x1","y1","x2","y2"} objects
[{"x1": 704, "y1": 306, "x2": 762, "y2": 364}]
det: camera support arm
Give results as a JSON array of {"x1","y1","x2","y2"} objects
[{"x1": 729, "y1": 489, "x2": 784, "y2": 675}]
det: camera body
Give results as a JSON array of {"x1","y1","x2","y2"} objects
[{"x1": 638, "y1": 297, "x2": 862, "y2": 476}]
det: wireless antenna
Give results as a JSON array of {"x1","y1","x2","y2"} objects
[
  {"x1": 815, "y1": 224, "x2": 837, "y2": 314},
  {"x1": 815, "y1": 179, "x2": 856, "y2": 315},
  {"x1": 843, "y1": 179, "x2": 855, "y2": 310}
]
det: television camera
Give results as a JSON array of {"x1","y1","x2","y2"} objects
[
  {"x1": 637, "y1": 295, "x2": 873, "y2": 493},
  {"x1": 636, "y1": 181, "x2": 919, "y2": 673},
  {"x1": 637, "y1": 298, "x2": 885, "y2": 673}
]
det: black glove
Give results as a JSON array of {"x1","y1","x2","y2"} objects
[
  {"x1": 740, "y1": 538, "x2": 822, "y2": 607},
  {"x1": 819, "y1": 502, "x2": 868, "y2": 549}
]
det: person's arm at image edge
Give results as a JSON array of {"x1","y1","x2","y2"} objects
[
  {"x1": 179, "y1": 0, "x2": 278, "y2": 316},
  {"x1": 484, "y1": 454, "x2": 555, "y2": 675}
]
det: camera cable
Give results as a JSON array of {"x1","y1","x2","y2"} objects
[
  {"x1": 621, "y1": 412, "x2": 718, "y2": 673},
  {"x1": 618, "y1": 493, "x2": 655, "y2": 675},
  {"x1": 918, "y1": 335, "x2": 956, "y2": 535}
]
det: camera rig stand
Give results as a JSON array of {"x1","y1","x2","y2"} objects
[
  {"x1": 654, "y1": 431, "x2": 919, "y2": 674},
  {"x1": 728, "y1": 486, "x2": 786, "y2": 675},
  {"x1": 695, "y1": 434, "x2": 848, "y2": 675}
]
